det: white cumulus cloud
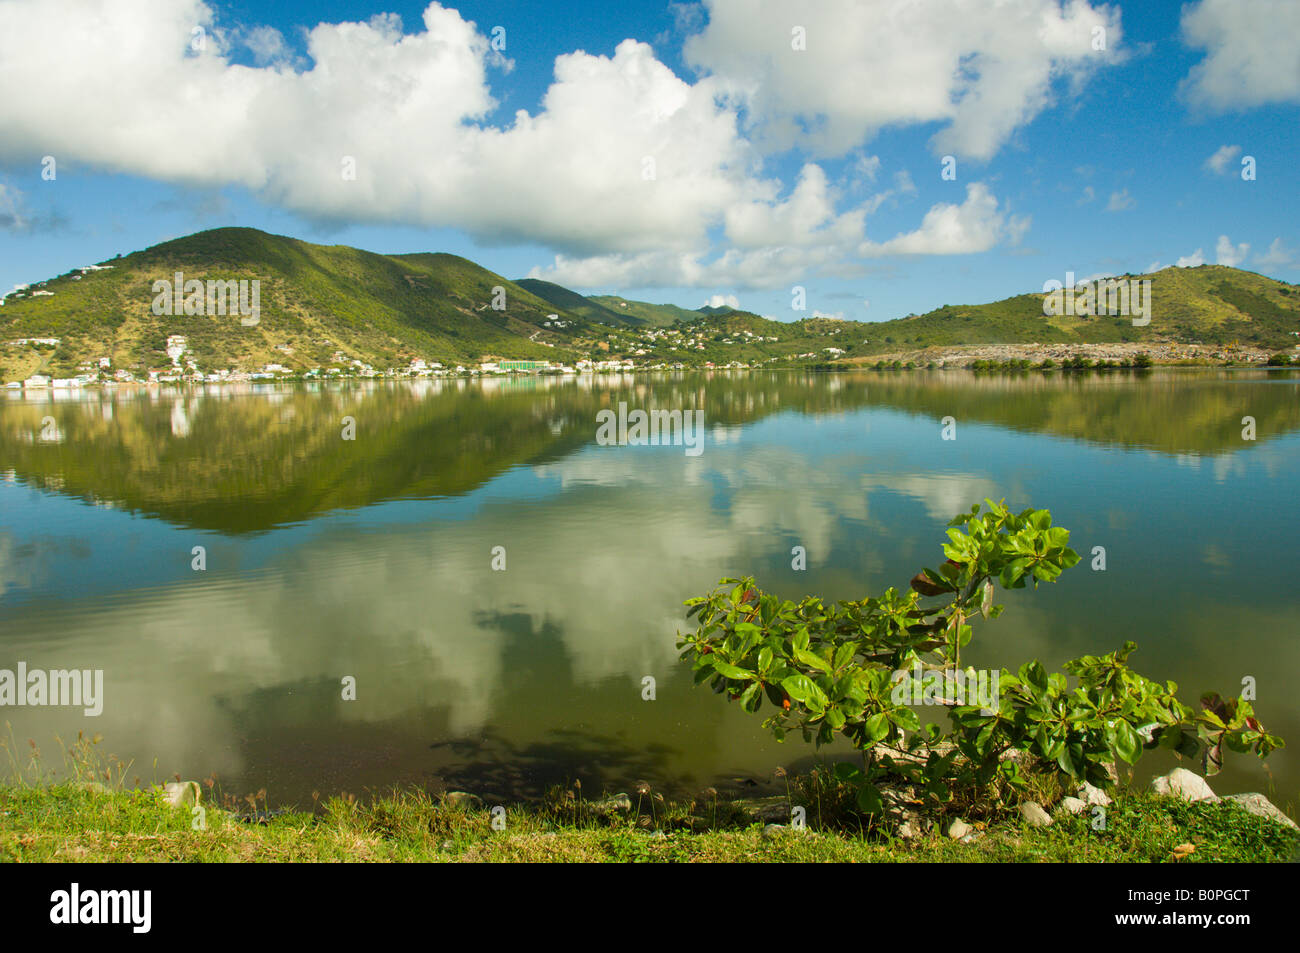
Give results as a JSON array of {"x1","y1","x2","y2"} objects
[
  {"x1": 1204, "y1": 144, "x2": 1242, "y2": 175},
  {"x1": 858, "y1": 183, "x2": 1028, "y2": 256},
  {"x1": 1180, "y1": 0, "x2": 1300, "y2": 110},
  {"x1": 0, "y1": 1, "x2": 757, "y2": 257},
  {"x1": 1106, "y1": 189, "x2": 1135, "y2": 212},
  {"x1": 0, "y1": 0, "x2": 1069, "y2": 288},
  {"x1": 1215, "y1": 234, "x2": 1249, "y2": 267},
  {"x1": 683, "y1": 0, "x2": 1123, "y2": 160},
  {"x1": 1254, "y1": 238, "x2": 1297, "y2": 269}
]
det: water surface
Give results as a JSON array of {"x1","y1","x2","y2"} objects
[{"x1": 1, "y1": 369, "x2": 1296, "y2": 807}]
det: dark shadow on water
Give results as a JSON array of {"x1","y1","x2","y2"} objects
[
  {"x1": 430, "y1": 730, "x2": 872, "y2": 804},
  {"x1": 430, "y1": 726, "x2": 692, "y2": 802}
]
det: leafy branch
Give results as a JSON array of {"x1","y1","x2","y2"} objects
[{"x1": 677, "y1": 500, "x2": 1282, "y2": 816}]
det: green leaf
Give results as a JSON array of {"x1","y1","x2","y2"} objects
[
  {"x1": 1112, "y1": 720, "x2": 1140, "y2": 764},
  {"x1": 889, "y1": 707, "x2": 922, "y2": 732},
  {"x1": 833, "y1": 761, "x2": 862, "y2": 782},
  {"x1": 833, "y1": 642, "x2": 857, "y2": 672},
  {"x1": 781, "y1": 674, "x2": 828, "y2": 710},
  {"x1": 864, "y1": 712, "x2": 890, "y2": 743},
  {"x1": 793, "y1": 646, "x2": 832, "y2": 672},
  {"x1": 856, "y1": 782, "x2": 884, "y2": 814},
  {"x1": 1022, "y1": 661, "x2": 1049, "y2": 692},
  {"x1": 999, "y1": 557, "x2": 1032, "y2": 589},
  {"x1": 711, "y1": 660, "x2": 755, "y2": 681}
]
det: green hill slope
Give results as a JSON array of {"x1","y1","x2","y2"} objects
[
  {"x1": 0, "y1": 228, "x2": 600, "y2": 379},
  {"x1": 851, "y1": 265, "x2": 1300, "y2": 354},
  {"x1": 3, "y1": 227, "x2": 1297, "y2": 382},
  {"x1": 588, "y1": 295, "x2": 699, "y2": 328},
  {"x1": 514, "y1": 279, "x2": 636, "y2": 327}
]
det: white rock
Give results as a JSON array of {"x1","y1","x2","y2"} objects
[
  {"x1": 1150, "y1": 768, "x2": 1218, "y2": 803},
  {"x1": 444, "y1": 791, "x2": 482, "y2": 809},
  {"x1": 590, "y1": 793, "x2": 633, "y2": 815},
  {"x1": 1019, "y1": 801, "x2": 1052, "y2": 827},
  {"x1": 1078, "y1": 782, "x2": 1111, "y2": 807},
  {"x1": 947, "y1": 819, "x2": 971, "y2": 840},
  {"x1": 162, "y1": 781, "x2": 200, "y2": 808},
  {"x1": 1222, "y1": 793, "x2": 1298, "y2": 829},
  {"x1": 1055, "y1": 796, "x2": 1087, "y2": 816}
]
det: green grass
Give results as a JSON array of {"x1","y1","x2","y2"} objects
[
  {"x1": 2, "y1": 734, "x2": 1294, "y2": 863},
  {"x1": 3, "y1": 783, "x2": 1295, "y2": 863}
]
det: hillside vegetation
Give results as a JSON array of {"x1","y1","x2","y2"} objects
[
  {"x1": 0, "y1": 228, "x2": 595, "y2": 379},
  {"x1": 2, "y1": 227, "x2": 1297, "y2": 381},
  {"x1": 588, "y1": 295, "x2": 700, "y2": 328},
  {"x1": 847, "y1": 265, "x2": 1300, "y2": 355},
  {"x1": 513, "y1": 279, "x2": 646, "y2": 328}
]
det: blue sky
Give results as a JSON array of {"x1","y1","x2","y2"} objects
[{"x1": 0, "y1": 0, "x2": 1297, "y2": 322}]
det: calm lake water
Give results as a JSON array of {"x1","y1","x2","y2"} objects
[{"x1": 1, "y1": 369, "x2": 1297, "y2": 808}]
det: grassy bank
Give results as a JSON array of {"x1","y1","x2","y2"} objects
[
  {"x1": 4, "y1": 732, "x2": 1295, "y2": 863},
  {"x1": 3, "y1": 781, "x2": 1297, "y2": 863}
]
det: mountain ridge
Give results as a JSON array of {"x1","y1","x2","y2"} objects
[{"x1": 2, "y1": 227, "x2": 1298, "y2": 382}]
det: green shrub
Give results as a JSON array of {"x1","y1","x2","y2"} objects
[{"x1": 677, "y1": 500, "x2": 1282, "y2": 816}]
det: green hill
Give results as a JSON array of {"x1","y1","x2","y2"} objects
[
  {"x1": 588, "y1": 295, "x2": 699, "y2": 328},
  {"x1": 849, "y1": 265, "x2": 1300, "y2": 355},
  {"x1": 613, "y1": 309, "x2": 871, "y2": 366},
  {"x1": 514, "y1": 279, "x2": 637, "y2": 327},
  {"x1": 0, "y1": 228, "x2": 604, "y2": 380},
  {"x1": 3, "y1": 227, "x2": 1298, "y2": 382}
]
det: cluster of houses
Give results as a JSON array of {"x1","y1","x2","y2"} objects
[
  {"x1": 1, "y1": 264, "x2": 114, "y2": 306},
  {"x1": 630, "y1": 325, "x2": 782, "y2": 354}
]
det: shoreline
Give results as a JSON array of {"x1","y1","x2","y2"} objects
[
  {"x1": 3, "y1": 772, "x2": 1295, "y2": 863},
  {"x1": 5, "y1": 346, "x2": 1296, "y2": 393},
  {"x1": 842, "y1": 340, "x2": 1287, "y2": 367}
]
